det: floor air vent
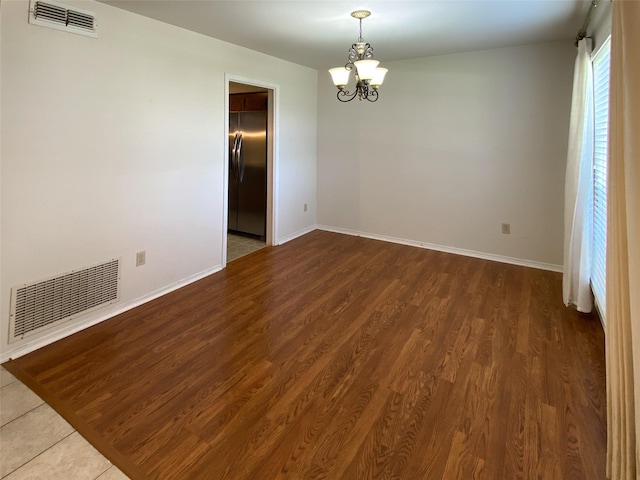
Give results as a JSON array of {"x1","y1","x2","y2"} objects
[
  {"x1": 29, "y1": 0, "x2": 97, "y2": 38},
  {"x1": 9, "y1": 259, "x2": 120, "y2": 342}
]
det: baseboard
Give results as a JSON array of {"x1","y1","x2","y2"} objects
[
  {"x1": 277, "y1": 224, "x2": 317, "y2": 245},
  {"x1": 1, "y1": 227, "x2": 563, "y2": 363},
  {"x1": 593, "y1": 296, "x2": 606, "y2": 330},
  {"x1": 0, "y1": 264, "x2": 223, "y2": 363},
  {"x1": 316, "y1": 225, "x2": 563, "y2": 273}
]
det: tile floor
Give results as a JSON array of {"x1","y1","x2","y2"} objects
[
  {"x1": 0, "y1": 366, "x2": 128, "y2": 479},
  {"x1": 227, "y1": 233, "x2": 266, "y2": 262}
]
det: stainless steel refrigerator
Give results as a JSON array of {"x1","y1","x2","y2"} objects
[{"x1": 228, "y1": 109, "x2": 267, "y2": 238}]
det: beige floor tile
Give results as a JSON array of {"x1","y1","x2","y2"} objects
[
  {"x1": 96, "y1": 466, "x2": 130, "y2": 480},
  {"x1": 3, "y1": 432, "x2": 112, "y2": 480},
  {"x1": 227, "y1": 234, "x2": 265, "y2": 262},
  {"x1": 0, "y1": 382, "x2": 44, "y2": 427},
  {"x1": 0, "y1": 368, "x2": 17, "y2": 388},
  {"x1": 1, "y1": 403, "x2": 75, "y2": 477}
]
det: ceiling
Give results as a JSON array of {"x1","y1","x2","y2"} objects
[{"x1": 101, "y1": 1, "x2": 590, "y2": 70}]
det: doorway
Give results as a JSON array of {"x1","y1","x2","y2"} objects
[{"x1": 226, "y1": 80, "x2": 274, "y2": 263}]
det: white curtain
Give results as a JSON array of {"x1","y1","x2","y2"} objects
[
  {"x1": 606, "y1": 1, "x2": 640, "y2": 478},
  {"x1": 563, "y1": 38, "x2": 594, "y2": 313}
]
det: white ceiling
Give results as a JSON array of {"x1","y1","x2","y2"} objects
[{"x1": 101, "y1": 0, "x2": 590, "y2": 69}]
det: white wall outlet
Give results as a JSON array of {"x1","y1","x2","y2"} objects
[
  {"x1": 501, "y1": 223, "x2": 511, "y2": 234},
  {"x1": 136, "y1": 250, "x2": 146, "y2": 266},
  {"x1": 304, "y1": 203, "x2": 308, "y2": 212}
]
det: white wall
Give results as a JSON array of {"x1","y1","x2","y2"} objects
[
  {"x1": 589, "y1": 0, "x2": 612, "y2": 53},
  {"x1": 0, "y1": 0, "x2": 317, "y2": 360},
  {"x1": 317, "y1": 41, "x2": 575, "y2": 268}
]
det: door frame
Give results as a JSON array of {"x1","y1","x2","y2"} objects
[{"x1": 223, "y1": 74, "x2": 279, "y2": 266}]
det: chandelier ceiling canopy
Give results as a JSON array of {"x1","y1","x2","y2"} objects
[{"x1": 329, "y1": 10, "x2": 388, "y2": 103}]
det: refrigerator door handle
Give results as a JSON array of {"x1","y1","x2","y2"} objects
[
  {"x1": 231, "y1": 133, "x2": 240, "y2": 182},
  {"x1": 237, "y1": 133, "x2": 245, "y2": 183}
]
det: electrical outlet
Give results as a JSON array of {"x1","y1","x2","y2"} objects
[
  {"x1": 501, "y1": 223, "x2": 511, "y2": 235},
  {"x1": 136, "y1": 250, "x2": 146, "y2": 266},
  {"x1": 304, "y1": 203, "x2": 308, "y2": 212}
]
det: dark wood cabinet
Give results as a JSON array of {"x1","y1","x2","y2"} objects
[{"x1": 230, "y1": 92, "x2": 268, "y2": 112}]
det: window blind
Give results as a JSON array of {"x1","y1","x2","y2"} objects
[{"x1": 591, "y1": 38, "x2": 611, "y2": 318}]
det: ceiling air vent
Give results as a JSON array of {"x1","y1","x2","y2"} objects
[{"x1": 29, "y1": 0, "x2": 97, "y2": 38}]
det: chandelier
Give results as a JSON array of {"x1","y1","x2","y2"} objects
[{"x1": 329, "y1": 10, "x2": 388, "y2": 102}]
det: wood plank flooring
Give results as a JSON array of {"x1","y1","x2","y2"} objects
[{"x1": 3, "y1": 230, "x2": 606, "y2": 479}]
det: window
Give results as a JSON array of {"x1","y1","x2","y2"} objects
[{"x1": 591, "y1": 37, "x2": 611, "y2": 317}]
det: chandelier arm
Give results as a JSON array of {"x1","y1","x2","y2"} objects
[
  {"x1": 349, "y1": 43, "x2": 373, "y2": 63},
  {"x1": 364, "y1": 45, "x2": 374, "y2": 59},
  {"x1": 365, "y1": 89, "x2": 379, "y2": 102},
  {"x1": 336, "y1": 89, "x2": 359, "y2": 102},
  {"x1": 348, "y1": 45, "x2": 359, "y2": 64}
]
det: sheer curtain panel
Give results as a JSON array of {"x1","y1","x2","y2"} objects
[
  {"x1": 606, "y1": 1, "x2": 640, "y2": 478},
  {"x1": 563, "y1": 38, "x2": 594, "y2": 313}
]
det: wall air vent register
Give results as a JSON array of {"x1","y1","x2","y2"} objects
[
  {"x1": 9, "y1": 259, "x2": 120, "y2": 342},
  {"x1": 29, "y1": 0, "x2": 98, "y2": 38}
]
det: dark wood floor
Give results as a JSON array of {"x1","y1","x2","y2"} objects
[{"x1": 4, "y1": 230, "x2": 606, "y2": 479}]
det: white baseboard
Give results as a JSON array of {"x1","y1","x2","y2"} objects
[
  {"x1": 1, "y1": 228, "x2": 563, "y2": 363},
  {"x1": 1, "y1": 264, "x2": 223, "y2": 363},
  {"x1": 316, "y1": 225, "x2": 563, "y2": 273},
  {"x1": 277, "y1": 224, "x2": 317, "y2": 245}
]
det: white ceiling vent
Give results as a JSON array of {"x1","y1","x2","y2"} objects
[{"x1": 29, "y1": 0, "x2": 97, "y2": 38}]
